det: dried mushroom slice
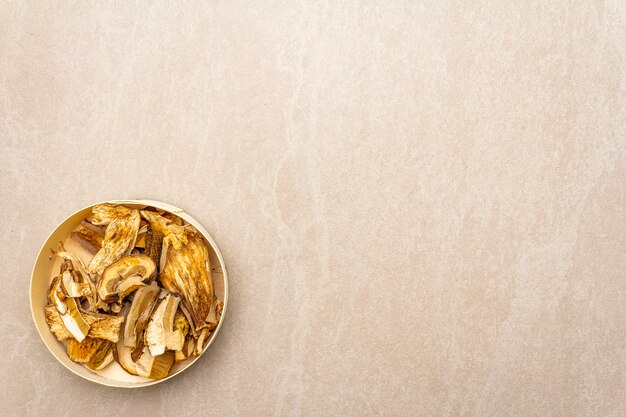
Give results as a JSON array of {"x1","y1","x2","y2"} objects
[
  {"x1": 48, "y1": 275, "x2": 67, "y2": 314},
  {"x1": 160, "y1": 234, "x2": 214, "y2": 333},
  {"x1": 87, "y1": 342, "x2": 114, "y2": 370},
  {"x1": 134, "y1": 348, "x2": 175, "y2": 379},
  {"x1": 97, "y1": 255, "x2": 155, "y2": 303},
  {"x1": 61, "y1": 270, "x2": 91, "y2": 298},
  {"x1": 123, "y1": 282, "x2": 160, "y2": 348},
  {"x1": 144, "y1": 226, "x2": 164, "y2": 272},
  {"x1": 116, "y1": 304, "x2": 175, "y2": 379},
  {"x1": 140, "y1": 210, "x2": 188, "y2": 250},
  {"x1": 66, "y1": 337, "x2": 106, "y2": 363},
  {"x1": 53, "y1": 248, "x2": 98, "y2": 312},
  {"x1": 194, "y1": 328, "x2": 210, "y2": 356},
  {"x1": 60, "y1": 298, "x2": 91, "y2": 343},
  {"x1": 88, "y1": 209, "x2": 140, "y2": 275},
  {"x1": 145, "y1": 293, "x2": 182, "y2": 356},
  {"x1": 45, "y1": 305, "x2": 124, "y2": 343},
  {"x1": 71, "y1": 224, "x2": 103, "y2": 254},
  {"x1": 48, "y1": 274, "x2": 91, "y2": 341},
  {"x1": 90, "y1": 204, "x2": 134, "y2": 226},
  {"x1": 175, "y1": 334, "x2": 195, "y2": 362}
]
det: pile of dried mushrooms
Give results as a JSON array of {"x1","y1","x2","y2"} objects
[{"x1": 45, "y1": 204, "x2": 223, "y2": 379}]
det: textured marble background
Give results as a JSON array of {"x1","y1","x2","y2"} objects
[{"x1": 1, "y1": 2, "x2": 625, "y2": 416}]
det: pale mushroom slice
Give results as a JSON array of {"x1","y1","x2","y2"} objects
[
  {"x1": 116, "y1": 304, "x2": 176, "y2": 379},
  {"x1": 96, "y1": 255, "x2": 156, "y2": 303},
  {"x1": 134, "y1": 348, "x2": 176, "y2": 379},
  {"x1": 61, "y1": 270, "x2": 91, "y2": 298},
  {"x1": 194, "y1": 328, "x2": 210, "y2": 356},
  {"x1": 61, "y1": 298, "x2": 91, "y2": 343},
  {"x1": 145, "y1": 293, "x2": 183, "y2": 356},
  {"x1": 160, "y1": 234, "x2": 214, "y2": 333},
  {"x1": 45, "y1": 305, "x2": 124, "y2": 343},
  {"x1": 123, "y1": 282, "x2": 160, "y2": 348},
  {"x1": 115, "y1": 304, "x2": 140, "y2": 376},
  {"x1": 53, "y1": 245, "x2": 98, "y2": 311},
  {"x1": 175, "y1": 334, "x2": 196, "y2": 362},
  {"x1": 88, "y1": 209, "x2": 140, "y2": 275},
  {"x1": 47, "y1": 275, "x2": 91, "y2": 342},
  {"x1": 48, "y1": 275, "x2": 67, "y2": 314}
]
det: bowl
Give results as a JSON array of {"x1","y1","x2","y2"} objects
[{"x1": 29, "y1": 199, "x2": 228, "y2": 387}]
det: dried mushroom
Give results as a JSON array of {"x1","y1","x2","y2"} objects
[
  {"x1": 140, "y1": 211, "x2": 187, "y2": 250},
  {"x1": 123, "y1": 282, "x2": 160, "y2": 348},
  {"x1": 160, "y1": 234, "x2": 214, "y2": 333},
  {"x1": 66, "y1": 337, "x2": 106, "y2": 363},
  {"x1": 145, "y1": 293, "x2": 183, "y2": 355},
  {"x1": 87, "y1": 341, "x2": 114, "y2": 370},
  {"x1": 143, "y1": 226, "x2": 164, "y2": 271},
  {"x1": 88, "y1": 208, "x2": 140, "y2": 275},
  {"x1": 44, "y1": 203, "x2": 223, "y2": 380},
  {"x1": 71, "y1": 224, "x2": 103, "y2": 254},
  {"x1": 97, "y1": 255, "x2": 155, "y2": 303},
  {"x1": 45, "y1": 305, "x2": 124, "y2": 343},
  {"x1": 91, "y1": 204, "x2": 134, "y2": 226}
]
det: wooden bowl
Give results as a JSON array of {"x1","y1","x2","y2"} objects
[{"x1": 29, "y1": 199, "x2": 228, "y2": 387}]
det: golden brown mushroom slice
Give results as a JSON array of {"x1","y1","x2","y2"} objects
[
  {"x1": 140, "y1": 210, "x2": 188, "y2": 250},
  {"x1": 160, "y1": 234, "x2": 214, "y2": 333},
  {"x1": 90, "y1": 204, "x2": 134, "y2": 226},
  {"x1": 96, "y1": 255, "x2": 156, "y2": 303},
  {"x1": 143, "y1": 226, "x2": 164, "y2": 272},
  {"x1": 88, "y1": 209, "x2": 140, "y2": 275},
  {"x1": 71, "y1": 224, "x2": 103, "y2": 255},
  {"x1": 66, "y1": 337, "x2": 106, "y2": 363}
]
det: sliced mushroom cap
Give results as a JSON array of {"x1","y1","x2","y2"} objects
[
  {"x1": 97, "y1": 255, "x2": 156, "y2": 303},
  {"x1": 71, "y1": 224, "x2": 103, "y2": 255}
]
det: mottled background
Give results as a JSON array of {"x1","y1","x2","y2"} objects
[{"x1": 1, "y1": 1, "x2": 625, "y2": 416}]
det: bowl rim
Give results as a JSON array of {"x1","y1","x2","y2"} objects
[{"x1": 29, "y1": 199, "x2": 229, "y2": 388}]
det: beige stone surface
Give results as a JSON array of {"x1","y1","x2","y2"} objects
[{"x1": 1, "y1": 1, "x2": 625, "y2": 416}]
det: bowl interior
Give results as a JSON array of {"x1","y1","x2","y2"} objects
[{"x1": 30, "y1": 200, "x2": 227, "y2": 387}]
